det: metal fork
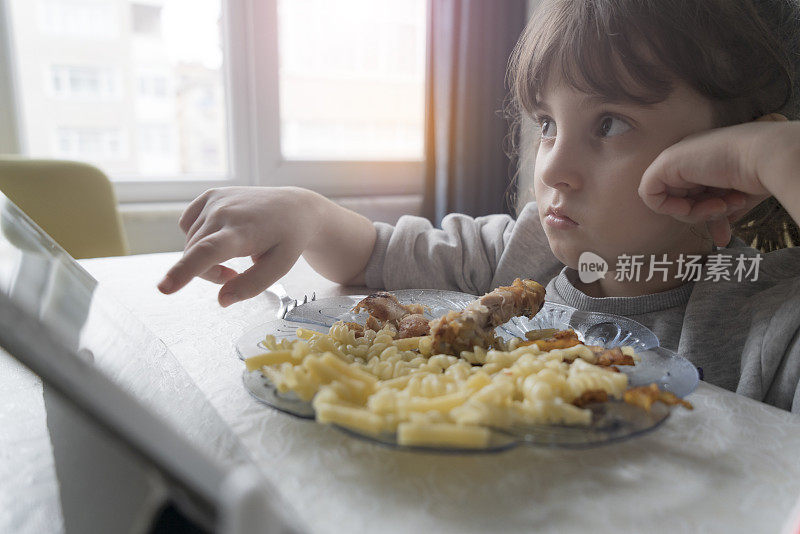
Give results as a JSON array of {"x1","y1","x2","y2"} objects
[{"x1": 269, "y1": 283, "x2": 316, "y2": 319}]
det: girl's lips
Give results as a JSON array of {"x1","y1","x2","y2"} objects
[{"x1": 545, "y1": 207, "x2": 578, "y2": 228}]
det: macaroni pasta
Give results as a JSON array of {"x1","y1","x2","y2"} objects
[{"x1": 246, "y1": 321, "x2": 636, "y2": 448}]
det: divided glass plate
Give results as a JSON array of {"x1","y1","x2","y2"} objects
[{"x1": 237, "y1": 289, "x2": 699, "y2": 453}]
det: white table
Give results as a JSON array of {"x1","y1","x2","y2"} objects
[{"x1": 5, "y1": 251, "x2": 800, "y2": 533}]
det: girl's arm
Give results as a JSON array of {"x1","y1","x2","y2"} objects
[
  {"x1": 638, "y1": 115, "x2": 800, "y2": 246},
  {"x1": 158, "y1": 186, "x2": 376, "y2": 307},
  {"x1": 754, "y1": 121, "x2": 800, "y2": 226},
  {"x1": 302, "y1": 195, "x2": 376, "y2": 286}
]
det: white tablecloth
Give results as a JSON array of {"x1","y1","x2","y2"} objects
[{"x1": 5, "y1": 251, "x2": 800, "y2": 533}]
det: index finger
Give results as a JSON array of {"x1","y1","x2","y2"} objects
[{"x1": 158, "y1": 231, "x2": 236, "y2": 294}]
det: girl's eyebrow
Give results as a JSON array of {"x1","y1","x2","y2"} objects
[
  {"x1": 536, "y1": 94, "x2": 649, "y2": 113},
  {"x1": 581, "y1": 94, "x2": 624, "y2": 107}
]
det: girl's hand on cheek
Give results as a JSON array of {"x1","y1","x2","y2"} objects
[{"x1": 638, "y1": 114, "x2": 786, "y2": 247}]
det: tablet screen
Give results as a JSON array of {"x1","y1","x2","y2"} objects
[{"x1": 0, "y1": 194, "x2": 251, "y2": 470}]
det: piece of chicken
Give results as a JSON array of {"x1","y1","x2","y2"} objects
[
  {"x1": 352, "y1": 292, "x2": 428, "y2": 338},
  {"x1": 429, "y1": 278, "x2": 546, "y2": 355},
  {"x1": 352, "y1": 291, "x2": 423, "y2": 322},
  {"x1": 519, "y1": 329, "x2": 582, "y2": 351},
  {"x1": 623, "y1": 383, "x2": 693, "y2": 411},
  {"x1": 397, "y1": 313, "x2": 430, "y2": 338},
  {"x1": 587, "y1": 346, "x2": 635, "y2": 367}
]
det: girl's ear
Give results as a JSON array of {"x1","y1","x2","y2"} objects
[{"x1": 754, "y1": 113, "x2": 789, "y2": 122}]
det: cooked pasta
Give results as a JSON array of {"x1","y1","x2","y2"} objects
[{"x1": 247, "y1": 322, "x2": 635, "y2": 448}]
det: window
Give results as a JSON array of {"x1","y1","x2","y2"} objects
[
  {"x1": 137, "y1": 124, "x2": 173, "y2": 156},
  {"x1": 38, "y1": 0, "x2": 118, "y2": 39},
  {"x1": 49, "y1": 65, "x2": 119, "y2": 99},
  {"x1": 277, "y1": 0, "x2": 426, "y2": 161},
  {"x1": 131, "y1": 3, "x2": 161, "y2": 36},
  {"x1": 3, "y1": 0, "x2": 427, "y2": 202},
  {"x1": 137, "y1": 124, "x2": 178, "y2": 175},
  {"x1": 137, "y1": 73, "x2": 169, "y2": 98},
  {"x1": 7, "y1": 0, "x2": 229, "y2": 196},
  {"x1": 55, "y1": 127, "x2": 126, "y2": 160}
]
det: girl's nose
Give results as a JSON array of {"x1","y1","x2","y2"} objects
[{"x1": 536, "y1": 141, "x2": 584, "y2": 192}]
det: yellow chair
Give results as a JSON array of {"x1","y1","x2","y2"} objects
[{"x1": 0, "y1": 157, "x2": 129, "y2": 259}]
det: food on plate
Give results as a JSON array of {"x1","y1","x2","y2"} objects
[
  {"x1": 623, "y1": 383, "x2": 694, "y2": 412},
  {"x1": 396, "y1": 313, "x2": 431, "y2": 339},
  {"x1": 572, "y1": 389, "x2": 610, "y2": 408},
  {"x1": 428, "y1": 278, "x2": 546, "y2": 354},
  {"x1": 352, "y1": 291, "x2": 427, "y2": 336},
  {"x1": 248, "y1": 324, "x2": 628, "y2": 448},
  {"x1": 245, "y1": 281, "x2": 692, "y2": 449},
  {"x1": 351, "y1": 278, "x2": 547, "y2": 348},
  {"x1": 519, "y1": 329, "x2": 582, "y2": 351},
  {"x1": 524, "y1": 328, "x2": 560, "y2": 341},
  {"x1": 352, "y1": 279, "x2": 547, "y2": 351}
]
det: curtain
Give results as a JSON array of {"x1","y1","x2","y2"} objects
[{"x1": 422, "y1": 0, "x2": 528, "y2": 226}]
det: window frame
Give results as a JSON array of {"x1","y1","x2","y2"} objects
[{"x1": 0, "y1": 0, "x2": 426, "y2": 204}]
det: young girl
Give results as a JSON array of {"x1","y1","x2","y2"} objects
[{"x1": 158, "y1": 0, "x2": 800, "y2": 412}]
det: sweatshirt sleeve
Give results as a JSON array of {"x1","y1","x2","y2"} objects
[
  {"x1": 362, "y1": 202, "x2": 563, "y2": 295},
  {"x1": 363, "y1": 210, "x2": 517, "y2": 294},
  {"x1": 738, "y1": 276, "x2": 800, "y2": 413}
]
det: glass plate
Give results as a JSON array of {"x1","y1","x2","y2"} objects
[{"x1": 237, "y1": 290, "x2": 698, "y2": 453}]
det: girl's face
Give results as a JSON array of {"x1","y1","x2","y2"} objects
[{"x1": 533, "y1": 77, "x2": 717, "y2": 271}]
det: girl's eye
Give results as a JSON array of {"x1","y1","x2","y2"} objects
[
  {"x1": 597, "y1": 115, "x2": 631, "y2": 138},
  {"x1": 536, "y1": 116, "x2": 556, "y2": 139}
]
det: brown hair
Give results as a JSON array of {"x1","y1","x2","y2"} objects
[{"x1": 505, "y1": 0, "x2": 800, "y2": 251}]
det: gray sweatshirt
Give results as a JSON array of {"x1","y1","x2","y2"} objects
[{"x1": 364, "y1": 202, "x2": 800, "y2": 413}]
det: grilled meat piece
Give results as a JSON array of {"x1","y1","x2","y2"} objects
[
  {"x1": 623, "y1": 383, "x2": 693, "y2": 412},
  {"x1": 343, "y1": 322, "x2": 366, "y2": 338},
  {"x1": 352, "y1": 291, "x2": 423, "y2": 323},
  {"x1": 429, "y1": 278, "x2": 546, "y2": 355},
  {"x1": 352, "y1": 291, "x2": 426, "y2": 332},
  {"x1": 587, "y1": 346, "x2": 635, "y2": 366},
  {"x1": 519, "y1": 329, "x2": 581, "y2": 351},
  {"x1": 397, "y1": 313, "x2": 431, "y2": 339}
]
